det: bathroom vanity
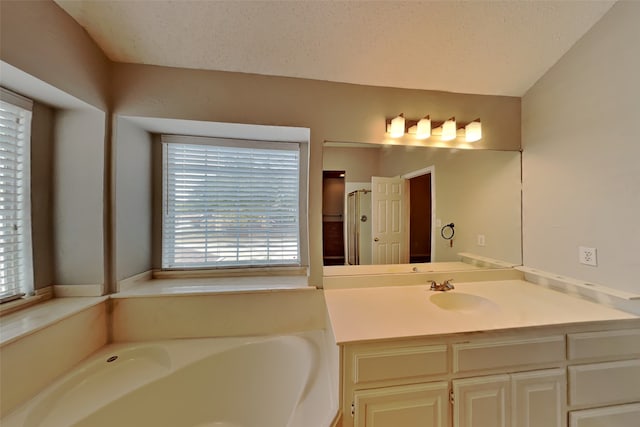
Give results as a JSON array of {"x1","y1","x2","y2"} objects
[{"x1": 324, "y1": 278, "x2": 640, "y2": 427}]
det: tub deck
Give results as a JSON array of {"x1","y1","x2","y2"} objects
[{"x1": 2, "y1": 331, "x2": 336, "y2": 427}]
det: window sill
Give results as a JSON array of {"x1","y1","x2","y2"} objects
[
  {"x1": 0, "y1": 295, "x2": 108, "y2": 347},
  {"x1": 153, "y1": 266, "x2": 308, "y2": 280},
  {"x1": 0, "y1": 287, "x2": 53, "y2": 317},
  {"x1": 113, "y1": 274, "x2": 314, "y2": 299}
]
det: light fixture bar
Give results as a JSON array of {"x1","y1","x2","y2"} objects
[{"x1": 387, "y1": 115, "x2": 479, "y2": 142}]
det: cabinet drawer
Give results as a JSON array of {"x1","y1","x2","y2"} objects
[
  {"x1": 351, "y1": 344, "x2": 447, "y2": 385},
  {"x1": 453, "y1": 335, "x2": 565, "y2": 373},
  {"x1": 570, "y1": 403, "x2": 640, "y2": 427},
  {"x1": 353, "y1": 382, "x2": 449, "y2": 427},
  {"x1": 569, "y1": 359, "x2": 640, "y2": 406},
  {"x1": 568, "y1": 329, "x2": 640, "y2": 360}
]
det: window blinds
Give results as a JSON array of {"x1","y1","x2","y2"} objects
[
  {"x1": 162, "y1": 137, "x2": 301, "y2": 269},
  {"x1": 0, "y1": 89, "x2": 33, "y2": 303}
]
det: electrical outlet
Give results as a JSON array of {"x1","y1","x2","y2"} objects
[
  {"x1": 477, "y1": 234, "x2": 486, "y2": 247},
  {"x1": 579, "y1": 246, "x2": 597, "y2": 266}
]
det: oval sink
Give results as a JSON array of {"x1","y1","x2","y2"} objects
[{"x1": 429, "y1": 292, "x2": 498, "y2": 312}]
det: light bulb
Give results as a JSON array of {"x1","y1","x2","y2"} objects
[
  {"x1": 441, "y1": 117, "x2": 456, "y2": 141},
  {"x1": 416, "y1": 116, "x2": 431, "y2": 139},
  {"x1": 389, "y1": 114, "x2": 405, "y2": 138},
  {"x1": 465, "y1": 120, "x2": 482, "y2": 142}
]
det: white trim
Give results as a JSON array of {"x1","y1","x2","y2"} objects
[
  {"x1": 0, "y1": 95, "x2": 34, "y2": 300},
  {"x1": 517, "y1": 266, "x2": 640, "y2": 315},
  {"x1": 153, "y1": 266, "x2": 308, "y2": 280},
  {"x1": 516, "y1": 266, "x2": 640, "y2": 300},
  {"x1": 161, "y1": 135, "x2": 309, "y2": 270},
  {"x1": 458, "y1": 252, "x2": 517, "y2": 269},
  {"x1": 402, "y1": 165, "x2": 436, "y2": 262},
  {"x1": 53, "y1": 284, "x2": 105, "y2": 297},
  {"x1": 0, "y1": 87, "x2": 33, "y2": 111},
  {"x1": 160, "y1": 134, "x2": 301, "y2": 151},
  {"x1": 117, "y1": 270, "x2": 153, "y2": 292}
]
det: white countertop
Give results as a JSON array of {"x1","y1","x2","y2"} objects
[{"x1": 324, "y1": 280, "x2": 638, "y2": 344}]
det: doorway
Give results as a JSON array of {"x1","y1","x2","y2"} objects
[
  {"x1": 402, "y1": 166, "x2": 434, "y2": 263},
  {"x1": 408, "y1": 173, "x2": 432, "y2": 262},
  {"x1": 322, "y1": 170, "x2": 345, "y2": 265}
]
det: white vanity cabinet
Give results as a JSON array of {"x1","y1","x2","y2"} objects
[
  {"x1": 343, "y1": 340, "x2": 450, "y2": 427},
  {"x1": 566, "y1": 328, "x2": 640, "y2": 427},
  {"x1": 452, "y1": 369, "x2": 565, "y2": 427},
  {"x1": 340, "y1": 326, "x2": 640, "y2": 427}
]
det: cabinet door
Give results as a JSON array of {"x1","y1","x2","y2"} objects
[
  {"x1": 512, "y1": 369, "x2": 565, "y2": 427},
  {"x1": 453, "y1": 375, "x2": 510, "y2": 427},
  {"x1": 353, "y1": 381, "x2": 449, "y2": 427}
]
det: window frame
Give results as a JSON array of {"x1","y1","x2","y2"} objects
[
  {"x1": 160, "y1": 134, "x2": 309, "y2": 272},
  {"x1": 0, "y1": 87, "x2": 34, "y2": 303}
]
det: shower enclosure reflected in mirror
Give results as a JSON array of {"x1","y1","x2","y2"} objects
[{"x1": 322, "y1": 142, "x2": 522, "y2": 267}]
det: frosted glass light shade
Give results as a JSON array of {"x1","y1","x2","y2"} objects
[
  {"x1": 465, "y1": 120, "x2": 482, "y2": 142},
  {"x1": 416, "y1": 116, "x2": 431, "y2": 139},
  {"x1": 441, "y1": 118, "x2": 456, "y2": 141},
  {"x1": 389, "y1": 114, "x2": 405, "y2": 138}
]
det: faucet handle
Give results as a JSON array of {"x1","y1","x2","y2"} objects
[
  {"x1": 443, "y1": 279, "x2": 454, "y2": 290},
  {"x1": 428, "y1": 280, "x2": 438, "y2": 290}
]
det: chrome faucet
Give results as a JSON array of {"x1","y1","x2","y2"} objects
[{"x1": 429, "y1": 279, "x2": 455, "y2": 292}]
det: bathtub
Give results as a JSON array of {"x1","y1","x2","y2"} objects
[{"x1": 3, "y1": 331, "x2": 337, "y2": 427}]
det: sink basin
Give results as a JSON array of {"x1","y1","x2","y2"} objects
[{"x1": 429, "y1": 292, "x2": 498, "y2": 312}]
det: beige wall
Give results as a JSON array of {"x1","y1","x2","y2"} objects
[
  {"x1": 323, "y1": 146, "x2": 380, "y2": 182},
  {"x1": 0, "y1": 0, "x2": 110, "y2": 110},
  {"x1": 522, "y1": 1, "x2": 640, "y2": 294},
  {"x1": 30, "y1": 102, "x2": 55, "y2": 290},
  {"x1": 54, "y1": 109, "x2": 106, "y2": 286},
  {"x1": 112, "y1": 63, "x2": 520, "y2": 285},
  {"x1": 114, "y1": 117, "x2": 153, "y2": 282},
  {"x1": 1, "y1": 0, "x2": 112, "y2": 290}
]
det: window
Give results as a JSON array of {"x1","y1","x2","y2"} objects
[
  {"x1": 0, "y1": 88, "x2": 33, "y2": 303},
  {"x1": 161, "y1": 135, "x2": 308, "y2": 270}
]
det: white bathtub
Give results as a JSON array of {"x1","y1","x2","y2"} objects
[{"x1": 3, "y1": 331, "x2": 337, "y2": 427}]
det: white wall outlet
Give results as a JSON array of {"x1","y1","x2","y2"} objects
[
  {"x1": 477, "y1": 234, "x2": 486, "y2": 246},
  {"x1": 579, "y1": 246, "x2": 597, "y2": 266}
]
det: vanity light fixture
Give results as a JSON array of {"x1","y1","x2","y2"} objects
[
  {"x1": 387, "y1": 115, "x2": 480, "y2": 142},
  {"x1": 386, "y1": 114, "x2": 405, "y2": 138},
  {"x1": 464, "y1": 119, "x2": 482, "y2": 142},
  {"x1": 433, "y1": 117, "x2": 457, "y2": 141},
  {"x1": 408, "y1": 115, "x2": 431, "y2": 139}
]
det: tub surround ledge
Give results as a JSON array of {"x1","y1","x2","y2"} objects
[
  {"x1": 0, "y1": 296, "x2": 108, "y2": 347},
  {"x1": 0, "y1": 299, "x2": 109, "y2": 417},
  {"x1": 113, "y1": 274, "x2": 313, "y2": 298}
]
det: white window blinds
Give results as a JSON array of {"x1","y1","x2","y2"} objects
[
  {"x1": 162, "y1": 136, "x2": 302, "y2": 269},
  {"x1": 0, "y1": 88, "x2": 33, "y2": 303}
]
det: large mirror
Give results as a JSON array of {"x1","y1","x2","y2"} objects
[{"x1": 322, "y1": 142, "x2": 522, "y2": 269}]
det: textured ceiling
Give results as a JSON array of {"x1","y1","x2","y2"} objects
[{"x1": 54, "y1": 0, "x2": 615, "y2": 96}]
